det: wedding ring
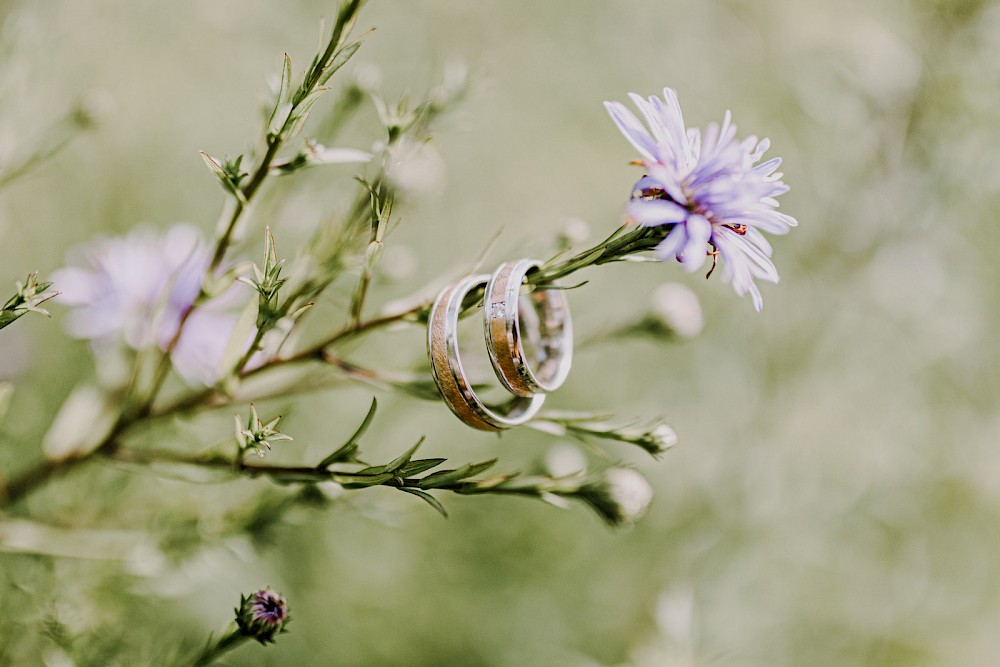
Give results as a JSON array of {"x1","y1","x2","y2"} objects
[
  {"x1": 428, "y1": 274, "x2": 545, "y2": 431},
  {"x1": 484, "y1": 259, "x2": 573, "y2": 397}
]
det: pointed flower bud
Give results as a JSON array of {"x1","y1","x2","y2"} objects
[
  {"x1": 578, "y1": 467, "x2": 654, "y2": 526},
  {"x1": 0, "y1": 272, "x2": 57, "y2": 330},
  {"x1": 235, "y1": 403, "x2": 293, "y2": 458},
  {"x1": 650, "y1": 283, "x2": 703, "y2": 339},
  {"x1": 236, "y1": 587, "x2": 289, "y2": 645},
  {"x1": 238, "y1": 227, "x2": 289, "y2": 332}
]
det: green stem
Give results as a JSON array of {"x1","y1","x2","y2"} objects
[
  {"x1": 0, "y1": 311, "x2": 418, "y2": 509},
  {"x1": 173, "y1": 224, "x2": 668, "y2": 394},
  {"x1": 108, "y1": 447, "x2": 563, "y2": 500},
  {"x1": 0, "y1": 3, "x2": 377, "y2": 509},
  {"x1": 210, "y1": 137, "x2": 281, "y2": 272},
  {"x1": 253, "y1": 300, "x2": 426, "y2": 373},
  {"x1": 533, "y1": 223, "x2": 667, "y2": 284},
  {"x1": 192, "y1": 629, "x2": 249, "y2": 667},
  {"x1": 233, "y1": 321, "x2": 270, "y2": 377},
  {"x1": 0, "y1": 110, "x2": 88, "y2": 190},
  {"x1": 1, "y1": 457, "x2": 74, "y2": 506},
  {"x1": 144, "y1": 133, "x2": 288, "y2": 406},
  {"x1": 143, "y1": 3, "x2": 365, "y2": 411}
]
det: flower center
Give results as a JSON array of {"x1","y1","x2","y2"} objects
[
  {"x1": 254, "y1": 597, "x2": 286, "y2": 622},
  {"x1": 636, "y1": 183, "x2": 749, "y2": 237}
]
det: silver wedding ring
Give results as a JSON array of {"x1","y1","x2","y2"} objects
[
  {"x1": 428, "y1": 273, "x2": 545, "y2": 431},
  {"x1": 484, "y1": 259, "x2": 573, "y2": 397},
  {"x1": 428, "y1": 260, "x2": 573, "y2": 431}
]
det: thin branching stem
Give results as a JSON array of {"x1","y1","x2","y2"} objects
[
  {"x1": 250, "y1": 300, "x2": 427, "y2": 373},
  {"x1": 0, "y1": 4, "x2": 372, "y2": 508},
  {"x1": 0, "y1": 214, "x2": 662, "y2": 508},
  {"x1": 108, "y1": 447, "x2": 558, "y2": 502},
  {"x1": 191, "y1": 629, "x2": 247, "y2": 667},
  {"x1": 142, "y1": 2, "x2": 366, "y2": 412}
]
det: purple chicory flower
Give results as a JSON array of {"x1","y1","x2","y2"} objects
[
  {"x1": 53, "y1": 224, "x2": 255, "y2": 385},
  {"x1": 605, "y1": 88, "x2": 797, "y2": 310},
  {"x1": 249, "y1": 589, "x2": 288, "y2": 626},
  {"x1": 237, "y1": 587, "x2": 289, "y2": 644}
]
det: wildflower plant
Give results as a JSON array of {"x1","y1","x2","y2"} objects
[
  {"x1": 0, "y1": 0, "x2": 798, "y2": 662},
  {"x1": 192, "y1": 588, "x2": 290, "y2": 665}
]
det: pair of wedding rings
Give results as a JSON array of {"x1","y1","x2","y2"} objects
[{"x1": 428, "y1": 259, "x2": 573, "y2": 431}]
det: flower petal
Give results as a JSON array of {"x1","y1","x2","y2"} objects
[
  {"x1": 679, "y1": 214, "x2": 711, "y2": 271},
  {"x1": 627, "y1": 199, "x2": 688, "y2": 226},
  {"x1": 604, "y1": 101, "x2": 658, "y2": 162},
  {"x1": 653, "y1": 223, "x2": 690, "y2": 262}
]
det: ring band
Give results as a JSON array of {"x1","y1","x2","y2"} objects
[
  {"x1": 428, "y1": 273, "x2": 545, "y2": 431},
  {"x1": 484, "y1": 259, "x2": 573, "y2": 396}
]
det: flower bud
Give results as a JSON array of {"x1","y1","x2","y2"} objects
[
  {"x1": 607, "y1": 419, "x2": 678, "y2": 457},
  {"x1": 564, "y1": 218, "x2": 591, "y2": 244},
  {"x1": 236, "y1": 587, "x2": 289, "y2": 645},
  {"x1": 650, "y1": 283, "x2": 703, "y2": 339},
  {"x1": 235, "y1": 404, "x2": 292, "y2": 459},
  {"x1": 579, "y1": 467, "x2": 653, "y2": 526},
  {"x1": 605, "y1": 468, "x2": 654, "y2": 523}
]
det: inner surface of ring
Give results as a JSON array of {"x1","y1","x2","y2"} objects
[
  {"x1": 429, "y1": 274, "x2": 542, "y2": 430},
  {"x1": 525, "y1": 288, "x2": 569, "y2": 382},
  {"x1": 488, "y1": 259, "x2": 572, "y2": 395}
]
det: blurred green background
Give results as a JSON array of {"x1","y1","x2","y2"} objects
[{"x1": 2, "y1": 0, "x2": 1000, "y2": 664}]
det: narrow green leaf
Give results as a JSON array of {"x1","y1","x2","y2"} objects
[
  {"x1": 263, "y1": 226, "x2": 278, "y2": 272},
  {"x1": 266, "y1": 470, "x2": 331, "y2": 485},
  {"x1": 0, "y1": 382, "x2": 13, "y2": 430},
  {"x1": 199, "y1": 152, "x2": 248, "y2": 205},
  {"x1": 283, "y1": 87, "x2": 329, "y2": 140},
  {"x1": 316, "y1": 397, "x2": 377, "y2": 469},
  {"x1": 319, "y1": 442, "x2": 358, "y2": 467},
  {"x1": 418, "y1": 459, "x2": 498, "y2": 489},
  {"x1": 459, "y1": 459, "x2": 498, "y2": 479},
  {"x1": 334, "y1": 471, "x2": 393, "y2": 488},
  {"x1": 317, "y1": 41, "x2": 362, "y2": 87},
  {"x1": 0, "y1": 310, "x2": 26, "y2": 330},
  {"x1": 303, "y1": 53, "x2": 322, "y2": 97},
  {"x1": 396, "y1": 458, "x2": 446, "y2": 477},
  {"x1": 384, "y1": 436, "x2": 425, "y2": 473},
  {"x1": 267, "y1": 54, "x2": 294, "y2": 136},
  {"x1": 280, "y1": 53, "x2": 294, "y2": 103},
  {"x1": 364, "y1": 240, "x2": 383, "y2": 271},
  {"x1": 481, "y1": 474, "x2": 549, "y2": 492},
  {"x1": 200, "y1": 150, "x2": 228, "y2": 178},
  {"x1": 399, "y1": 487, "x2": 448, "y2": 518},
  {"x1": 466, "y1": 472, "x2": 521, "y2": 491},
  {"x1": 326, "y1": 0, "x2": 365, "y2": 61}
]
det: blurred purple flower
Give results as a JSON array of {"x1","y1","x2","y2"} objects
[
  {"x1": 53, "y1": 224, "x2": 252, "y2": 385},
  {"x1": 605, "y1": 88, "x2": 797, "y2": 310}
]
